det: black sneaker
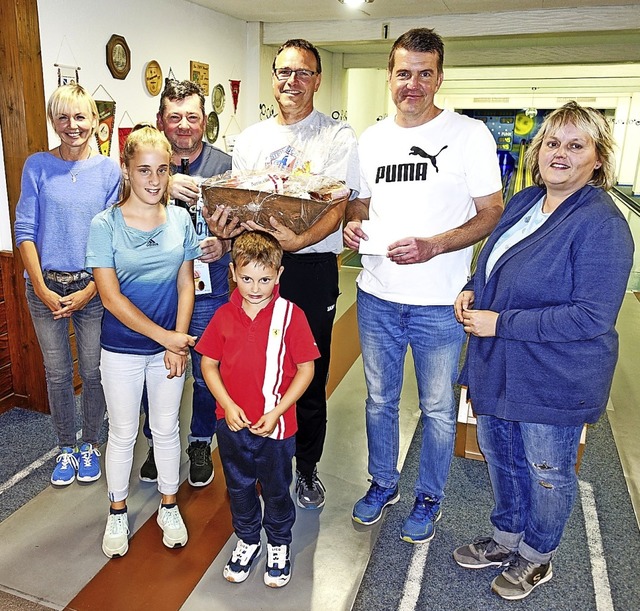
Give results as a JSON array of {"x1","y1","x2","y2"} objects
[
  {"x1": 295, "y1": 468, "x2": 326, "y2": 509},
  {"x1": 139, "y1": 447, "x2": 157, "y2": 483},
  {"x1": 187, "y1": 441, "x2": 214, "y2": 487},
  {"x1": 453, "y1": 536, "x2": 514, "y2": 569},
  {"x1": 491, "y1": 554, "x2": 553, "y2": 600}
]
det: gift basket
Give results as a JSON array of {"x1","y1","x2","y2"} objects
[{"x1": 201, "y1": 170, "x2": 350, "y2": 234}]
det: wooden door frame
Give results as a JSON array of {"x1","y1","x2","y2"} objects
[{"x1": 0, "y1": 0, "x2": 50, "y2": 413}]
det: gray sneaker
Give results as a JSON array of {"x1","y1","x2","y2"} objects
[
  {"x1": 295, "y1": 469, "x2": 326, "y2": 509},
  {"x1": 491, "y1": 555, "x2": 553, "y2": 600},
  {"x1": 453, "y1": 536, "x2": 513, "y2": 569}
]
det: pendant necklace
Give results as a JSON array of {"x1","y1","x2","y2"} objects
[{"x1": 59, "y1": 146, "x2": 92, "y2": 182}]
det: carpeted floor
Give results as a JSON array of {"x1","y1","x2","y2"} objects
[
  {"x1": 0, "y1": 404, "x2": 108, "y2": 523},
  {"x1": 353, "y1": 412, "x2": 640, "y2": 610}
]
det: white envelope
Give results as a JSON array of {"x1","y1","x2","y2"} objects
[{"x1": 358, "y1": 219, "x2": 410, "y2": 256}]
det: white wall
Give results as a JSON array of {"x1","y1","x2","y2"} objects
[
  {"x1": 0, "y1": 0, "x2": 250, "y2": 251},
  {"x1": 346, "y1": 68, "x2": 388, "y2": 137},
  {"x1": 37, "y1": 0, "x2": 249, "y2": 147}
]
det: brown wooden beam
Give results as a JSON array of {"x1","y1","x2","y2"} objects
[{"x1": 0, "y1": 0, "x2": 49, "y2": 413}]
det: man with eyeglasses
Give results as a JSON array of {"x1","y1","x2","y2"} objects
[{"x1": 206, "y1": 39, "x2": 359, "y2": 512}]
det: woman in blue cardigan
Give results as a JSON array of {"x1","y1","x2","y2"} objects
[{"x1": 452, "y1": 102, "x2": 634, "y2": 601}]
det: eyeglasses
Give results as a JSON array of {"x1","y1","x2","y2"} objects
[{"x1": 273, "y1": 68, "x2": 318, "y2": 81}]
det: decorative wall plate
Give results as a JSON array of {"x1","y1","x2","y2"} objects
[
  {"x1": 144, "y1": 60, "x2": 163, "y2": 96},
  {"x1": 206, "y1": 111, "x2": 219, "y2": 143},
  {"x1": 212, "y1": 84, "x2": 225, "y2": 114},
  {"x1": 106, "y1": 34, "x2": 131, "y2": 80}
]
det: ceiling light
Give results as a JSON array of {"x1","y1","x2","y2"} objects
[{"x1": 339, "y1": 0, "x2": 374, "y2": 6}]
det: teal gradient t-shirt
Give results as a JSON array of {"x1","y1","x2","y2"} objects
[{"x1": 86, "y1": 205, "x2": 200, "y2": 355}]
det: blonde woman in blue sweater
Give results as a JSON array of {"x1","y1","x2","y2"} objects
[{"x1": 14, "y1": 84, "x2": 120, "y2": 486}]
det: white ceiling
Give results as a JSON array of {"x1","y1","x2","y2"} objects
[
  {"x1": 187, "y1": 1, "x2": 640, "y2": 67},
  {"x1": 188, "y1": 0, "x2": 638, "y2": 24}
]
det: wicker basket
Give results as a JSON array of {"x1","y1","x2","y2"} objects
[{"x1": 201, "y1": 183, "x2": 347, "y2": 234}]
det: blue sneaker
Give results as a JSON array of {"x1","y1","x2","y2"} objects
[
  {"x1": 400, "y1": 494, "x2": 442, "y2": 543},
  {"x1": 51, "y1": 447, "x2": 78, "y2": 486},
  {"x1": 77, "y1": 443, "x2": 102, "y2": 482},
  {"x1": 352, "y1": 481, "x2": 400, "y2": 525}
]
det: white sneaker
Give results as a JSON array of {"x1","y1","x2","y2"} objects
[
  {"x1": 157, "y1": 505, "x2": 188, "y2": 548},
  {"x1": 223, "y1": 539, "x2": 262, "y2": 583},
  {"x1": 264, "y1": 543, "x2": 291, "y2": 588},
  {"x1": 102, "y1": 512, "x2": 129, "y2": 558}
]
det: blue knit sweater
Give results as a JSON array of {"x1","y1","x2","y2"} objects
[
  {"x1": 460, "y1": 184, "x2": 634, "y2": 426},
  {"x1": 14, "y1": 152, "x2": 120, "y2": 275}
]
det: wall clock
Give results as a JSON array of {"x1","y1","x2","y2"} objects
[
  {"x1": 106, "y1": 34, "x2": 131, "y2": 80},
  {"x1": 145, "y1": 60, "x2": 163, "y2": 96}
]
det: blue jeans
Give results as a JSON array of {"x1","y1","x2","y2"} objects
[
  {"x1": 477, "y1": 415, "x2": 583, "y2": 564},
  {"x1": 217, "y1": 420, "x2": 296, "y2": 546},
  {"x1": 357, "y1": 288, "x2": 465, "y2": 501},
  {"x1": 25, "y1": 277, "x2": 105, "y2": 447},
  {"x1": 142, "y1": 291, "x2": 228, "y2": 443}
]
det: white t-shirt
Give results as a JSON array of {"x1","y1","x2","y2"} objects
[
  {"x1": 484, "y1": 196, "x2": 550, "y2": 281},
  {"x1": 357, "y1": 110, "x2": 502, "y2": 305},
  {"x1": 232, "y1": 109, "x2": 360, "y2": 255}
]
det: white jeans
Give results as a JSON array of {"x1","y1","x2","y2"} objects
[{"x1": 100, "y1": 349, "x2": 184, "y2": 501}]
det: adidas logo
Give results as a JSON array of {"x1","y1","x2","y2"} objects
[{"x1": 146, "y1": 238, "x2": 159, "y2": 247}]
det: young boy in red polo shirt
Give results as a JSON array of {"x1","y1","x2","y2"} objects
[{"x1": 197, "y1": 231, "x2": 319, "y2": 588}]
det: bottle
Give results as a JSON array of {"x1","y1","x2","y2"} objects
[
  {"x1": 173, "y1": 158, "x2": 190, "y2": 211},
  {"x1": 174, "y1": 158, "x2": 198, "y2": 226}
]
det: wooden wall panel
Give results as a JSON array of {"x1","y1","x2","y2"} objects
[{"x1": 0, "y1": 0, "x2": 50, "y2": 414}]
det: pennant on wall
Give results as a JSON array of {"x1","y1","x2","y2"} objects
[
  {"x1": 56, "y1": 64, "x2": 80, "y2": 86},
  {"x1": 229, "y1": 79, "x2": 241, "y2": 114},
  {"x1": 117, "y1": 111, "x2": 134, "y2": 162},
  {"x1": 118, "y1": 127, "x2": 132, "y2": 161},
  {"x1": 95, "y1": 99, "x2": 116, "y2": 156}
]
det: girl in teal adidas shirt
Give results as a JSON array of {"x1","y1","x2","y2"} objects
[{"x1": 86, "y1": 126, "x2": 200, "y2": 558}]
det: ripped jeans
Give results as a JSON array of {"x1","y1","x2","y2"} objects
[{"x1": 477, "y1": 415, "x2": 583, "y2": 564}]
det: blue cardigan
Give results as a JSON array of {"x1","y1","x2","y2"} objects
[{"x1": 460, "y1": 184, "x2": 634, "y2": 426}]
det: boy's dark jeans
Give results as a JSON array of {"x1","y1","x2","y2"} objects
[{"x1": 217, "y1": 419, "x2": 296, "y2": 546}]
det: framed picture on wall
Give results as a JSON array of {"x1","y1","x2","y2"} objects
[
  {"x1": 190, "y1": 61, "x2": 209, "y2": 96},
  {"x1": 106, "y1": 34, "x2": 131, "y2": 80}
]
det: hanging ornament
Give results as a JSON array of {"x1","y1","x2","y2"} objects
[
  {"x1": 53, "y1": 37, "x2": 81, "y2": 86},
  {"x1": 92, "y1": 85, "x2": 116, "y2": 156},
  {"x1": 56, "y1": 64, "x2": 80, "y2": 86},
  {"x1": 165, "y1": 67, "x2": 177, "y2": 89},
  {"x1": 229, "y1": 79, "x2": 241, "y2": 114},
  {"x1": 117, "y1": 111, "x2": 135, "y2": 161}
]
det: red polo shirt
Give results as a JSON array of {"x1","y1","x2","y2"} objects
[{"x1": 196, "y1": 286, "x2": 319, "y2": 439}]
